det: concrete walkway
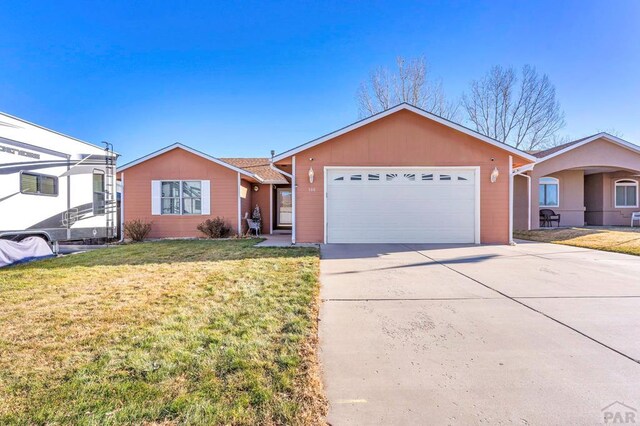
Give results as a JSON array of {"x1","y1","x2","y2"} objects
[{"x1": 319, "y1": 241, "x2": 640, "y2": 425}]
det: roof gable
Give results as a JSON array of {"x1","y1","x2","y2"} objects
[
  {"x1": 117, "y1": 143, "x2": 257, "y2": 179},
  {"x1": 272, "y1": 103, "x2": 537, "y2": 163},
  {"x1": 534, "y1": 133, "x2": 640, "y2": 162}
]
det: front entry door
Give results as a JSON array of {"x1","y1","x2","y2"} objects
[{"x1": 276, "y1": 188, "x2": 292, "y2": 227}]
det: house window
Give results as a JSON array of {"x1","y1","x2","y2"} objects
[
  {"x1": 93, "y1": 171, "x2": 105, "y2": 215},
  {"x1": 161, "y1": 181, "x2": 181, "y2": 214},
  {"x1": 182, "y1": 181, "x2": 202, "y2": 215},
  {"x1": 539, "y1": 177, "x2": 559, "y2": 207},
  {"x1": 20, "y1": 172, "x2": 58, "y2": 196},
  {"x1": 615, "y1": 179, "x2": 638, "y2": 208},
  {"x1": 160, "y1": 180, "x2": 203, "y2": 215}
]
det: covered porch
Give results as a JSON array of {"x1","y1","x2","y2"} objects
[
  {"x1": 513, "y1": 134, "x2": 640, "y2": 230},
  {"x1": 221, "y1": 158, "x2": 292, "y2": 238},
  {"x1": 515, "y1": 167, "x2": 640, "y2": 230}
]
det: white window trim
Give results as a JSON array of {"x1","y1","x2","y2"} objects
[
  {"x1": 539, "y1": 177, "x2": 560, "y2": 208},
  {"x1": 614, "y1": 179, "x2": 639, "y2": 208},
  {"x1": 160, "y1": 180, "x2": 204, "y2": 215}
]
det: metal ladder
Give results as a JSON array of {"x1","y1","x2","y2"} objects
[{"x1": 103, "y1": 142, "x2": 116, "y2": 240}]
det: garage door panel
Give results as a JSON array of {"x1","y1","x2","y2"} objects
[{"x1": 326, "y1": 167, "x2": 478, "y2": 244}]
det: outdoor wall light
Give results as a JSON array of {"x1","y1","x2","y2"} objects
[
  {"x1": 253, "y1": 185, "x2": 259, "y2": 192},
  {"x1": 490, "y1": 167, "x2": 500, "y2": 183},
  {"x1": 308, "y1": 166, "x2": 315, "y2": 183}
]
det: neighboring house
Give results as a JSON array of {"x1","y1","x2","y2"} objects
[
  {"x1": 116, "y1": 144, "x2": 288, "y2": 238},
  {"x1": 513, "y1": 133, "x2": 640, "y2": 230},
  {"x1": 117, "y1": 104, "x2": 640, "y2": 244}
]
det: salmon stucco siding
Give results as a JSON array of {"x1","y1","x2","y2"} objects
[
  {"x1": 277, "y1": 109, "x2": 532, "y2": 244},
  {"x1": 118, "y1": 147, "x2": 241, "y2": 238}
]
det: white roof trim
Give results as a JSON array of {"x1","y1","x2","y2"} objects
[
  {"x1": 536, "y1": 133, "x2": 640, "y2": 162},
  {"x1": 272, "y1": 103, "x2": 537, "y2": 162},
  {"x1": 117, "y1": 143, "x2": 260, "y2": 180}
]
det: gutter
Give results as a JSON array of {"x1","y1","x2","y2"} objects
[{"x1": 118, "y1": 173, "x2": 125, "y2": 242}]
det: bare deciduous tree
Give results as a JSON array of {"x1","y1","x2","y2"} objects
[
  {"x1": 462, "y1": 65, "x2": 565, "y2": 150},
  {"x1": 357, "y1": 56, "x2": 459, "y2": 120},
  {"x1": 596, "y1": 128, "x2": 624, "y2": 138}
]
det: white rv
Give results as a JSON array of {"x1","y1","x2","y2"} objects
[{"x1": 0, "y1": 112, "x2": 118, "y2": 246}]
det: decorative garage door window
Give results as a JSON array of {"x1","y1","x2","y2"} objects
[{"x1": 331, "y1": 170, "x2": 474, "y2": 184}]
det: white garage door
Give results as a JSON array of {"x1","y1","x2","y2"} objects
[{"x1": 326, "y1": 167, "x2": 479, "y2": 243}]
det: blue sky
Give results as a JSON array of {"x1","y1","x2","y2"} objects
[{"x1": 1, "y1": 1, "x2": 639, "y2": 163}]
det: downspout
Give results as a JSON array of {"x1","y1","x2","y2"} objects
[
  {"x1": 119, "y1": 172, "x2": 125, "y2": 242},
  {"x1": 237, "y1": 172, "x2": 242, "y2": 236},
  {"x1": 291, "y1": 156, "x2": 296, "y2": 245},
  {"x1": 509, "y1": 156, "x2": 514, "y2": 245},
  {"x1": 512, "y1": 164, "x2": 535, "y2": 232}
]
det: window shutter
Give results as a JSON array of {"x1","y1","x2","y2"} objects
[
  {"x1": 151, "y1": 180, "x2": 161, "y2": 215},
  {"x1": 201, "y1": 180, "x2": 211, "y2": 215}
]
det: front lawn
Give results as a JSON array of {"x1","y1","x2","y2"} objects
[
  {"x1": 0, "y1": 240, "x2": 325, "y2": 425},
  {"x1": 514, "y1": 226, "x2": 640, "y2": 256}
]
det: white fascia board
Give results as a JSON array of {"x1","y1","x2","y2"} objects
[
  {"x1": 272, "y1": 103, "x2": 537, "y2": 163},
  {"x1": 536, "y1": 133, "x2": 640, "y2": 163},
  {"x1": 117, "y1": 142, "x2": 259, "y2": 180}
]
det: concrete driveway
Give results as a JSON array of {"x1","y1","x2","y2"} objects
[{"x1": 319, "y1": 241, "x2": 640, "y2": 425}]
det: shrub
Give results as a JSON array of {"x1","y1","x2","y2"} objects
[
  {"x1": 197, "y1": 217, "x2": 233, "y2": 239},
  {"x1": 124, "y1": 219, "x2": 152, "y2": 242}
]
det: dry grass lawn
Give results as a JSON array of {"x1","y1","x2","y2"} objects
[
  {"x1": 0, "y1": 239, "x2": 326, "y2": 425},
  {"x1": 514, "y1": 226, "x2": 640, "y2": 256}
]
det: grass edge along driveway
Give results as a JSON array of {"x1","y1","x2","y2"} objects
[
  {"x1": 514, "y1": 226, "x2": 640, "y2": 257},
  {"x1": 0, "y1": 239, "x2": 326, "y2": 425}
]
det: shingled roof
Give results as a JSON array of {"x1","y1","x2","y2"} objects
[
  {"x1": 530, "y1": 135, "x2": 595, "y2": 158},
  {"x1": 220, "y1": 158, "x2": 289, "y2": 184}
]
